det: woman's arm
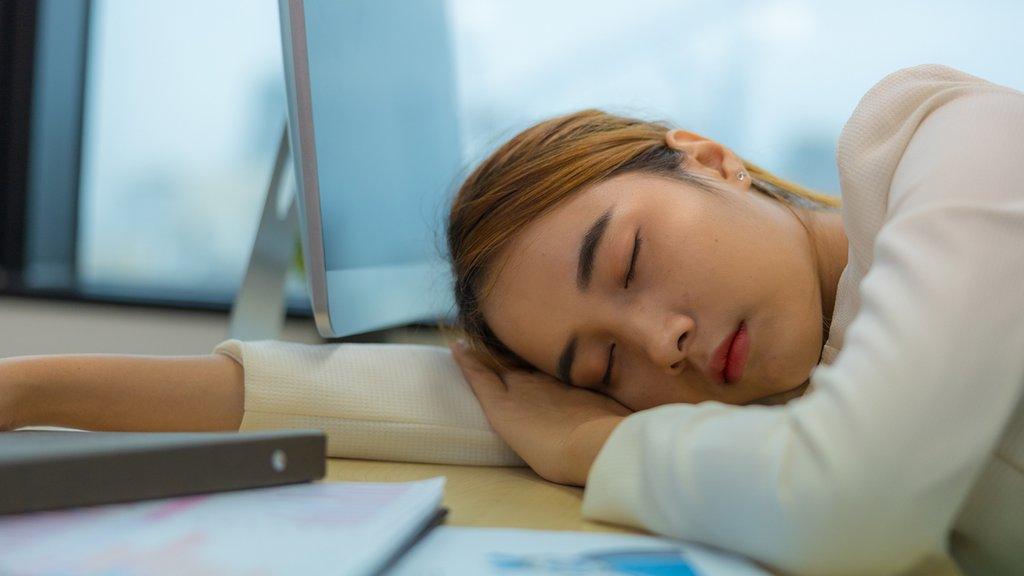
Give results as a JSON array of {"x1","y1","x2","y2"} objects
[
  {"x1": 1, "y1": 353, "x2": 243, "y2": 432},
  {"x1": 212, "y1": 339, "x2": 525, "y2": 466},
  {"x1": 581, "y1": 85, "x2": 1024, "y2": 575}
]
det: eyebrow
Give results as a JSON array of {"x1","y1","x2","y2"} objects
[
  {"x1": 558, "y1": 207, "x2": 614, "y2": 386},
  {"x1": 577, "y1": 208, "x2": 613, "y2": 291}
]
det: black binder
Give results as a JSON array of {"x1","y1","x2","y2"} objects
[{"x1": 0, "y1": 429, "x2": 326, "y2": 515}]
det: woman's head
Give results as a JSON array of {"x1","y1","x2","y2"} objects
[{"x1": 447, "y1": 109, "x2": 843, "y2": 410}]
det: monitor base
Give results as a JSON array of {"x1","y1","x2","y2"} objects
[{"x1": 228, "y1": 125, "x2": 300, "y2": 341}]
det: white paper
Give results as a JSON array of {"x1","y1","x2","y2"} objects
[
  {"x1": 0, "y1": 477, "x2": 445, "y2": 576},
  {"x1": 390, "y1": 526, "x2": 771, "y2": 575}
]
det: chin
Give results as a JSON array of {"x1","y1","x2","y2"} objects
[
  {"x1": 745, "y1": 385, "x2": 801, "y2": 406},
  {"x1": 734, "y1": 355, "x2": 806, "y2": 404}
]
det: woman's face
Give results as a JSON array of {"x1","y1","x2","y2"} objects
[{"x1": 480, "y1": 163, "x2": 830, "y2": 410}]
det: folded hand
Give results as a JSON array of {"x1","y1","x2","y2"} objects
[{"x1": 450, "y1": 341, "x2": 632, "y2": 486}]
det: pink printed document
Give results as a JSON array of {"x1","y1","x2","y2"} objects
[{"x1": 0, "y1": 477, "x2": 446, "y2": 576}]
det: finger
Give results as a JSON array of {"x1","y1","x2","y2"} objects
[{"x1": 450, "y1": 342, "x2": 508, "y2": 396}]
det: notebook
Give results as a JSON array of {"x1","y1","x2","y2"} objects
[
  {"x1": 0, "y1": 429, "x2": 326, "y2": 515},
  {"x1": 0, "y1": 476, "x2": 448, "y2": 576}
]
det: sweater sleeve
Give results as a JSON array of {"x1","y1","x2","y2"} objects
[
  {"x1": 211, "y1": 339, "x2": 524, "y2": 466},
  {"x1": 580, "y1": 93, "x2": 1024, "y2": 574}
]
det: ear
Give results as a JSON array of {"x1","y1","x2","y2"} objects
[{"x1": 664, "y1": 129, "x2": 750, "y2": 189}]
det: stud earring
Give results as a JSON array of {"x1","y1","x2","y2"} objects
[{"x1": 736, "y1": 171, "x2": 747, "y2": 181}]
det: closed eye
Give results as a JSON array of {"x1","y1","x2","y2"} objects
[
  {"x1": 602, "y1": 229, "x2": 640, "y2": 387},
  {"x1": 624, "y1": 229, "x2": 641, "y2": 288},
  {"x1": 601, "y1": 343, "x2": 615, "y2": 389}
]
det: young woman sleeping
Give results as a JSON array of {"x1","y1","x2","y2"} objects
[{"x1": 2, "y1": 64, "x2": 1022, "y2": 576}]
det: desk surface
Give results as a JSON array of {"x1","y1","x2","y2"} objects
[
  {"x1": 325, "y1": 458, "x2": 631, "y2": 533},
  {"x1": 325, "y1": 458, "x2": 963, "y2": 576}
]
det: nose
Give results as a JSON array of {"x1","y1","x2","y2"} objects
[{"x1": 639, "y1": 311, "x2": 694, "y2": 375}]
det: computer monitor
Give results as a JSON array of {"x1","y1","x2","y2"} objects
[{"x1": 279, "y1": 0, "x2": 461, "y2": 337}]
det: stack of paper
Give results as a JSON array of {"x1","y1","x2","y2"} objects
[
  {"x1": 0, "y1": 477, "x2": 446, "y2": 576},
  {"x1": 391, "y1": 526, "x2": 772, "y2": 575}
]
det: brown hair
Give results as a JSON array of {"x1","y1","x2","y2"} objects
[{"x1": 446, "y1": 109, "x2": 840, "y2": 371}]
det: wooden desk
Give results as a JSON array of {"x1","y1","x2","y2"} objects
[
  {"x1": 326, "y1": 458, "x2": 963, "y2": 576},
  {"x1": 326, "y1": 458, "x2": 632, "y2": 533}
]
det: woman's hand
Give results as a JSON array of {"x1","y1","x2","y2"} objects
[{"x1": 450, "y1": 341, "x2": 632, "y2": 486}]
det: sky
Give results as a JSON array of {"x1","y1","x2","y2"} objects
[{"x1": 74, "y1": 0, "x2": 1024, "y2": 298}]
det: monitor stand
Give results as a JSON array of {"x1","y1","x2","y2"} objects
[{"x1": 228, "y1": 126, "x2": 300, "y2": 341}]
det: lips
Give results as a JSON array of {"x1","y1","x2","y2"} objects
[
  {"x1": 708, "y1": 322, "x2": 747, "y2": 385},
  {"x1": 724, "y1": 321, "x2": 750, "y2": 383}
]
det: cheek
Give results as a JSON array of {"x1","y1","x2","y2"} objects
[
  {"x1": 763, "y1": 277, "x2": 822, "y2": 378},
  {"x1": 605, "y1": 365, "x2": 658, "y2": 410},
  {"x1": 645, "y1": 230, "x2": 720, "y2": 309},
  {"x1": 610, "y1": 366, "x2": 714, "y2": 411},
  {"x1": 607, "y1": 387, "x2": 658, "y2": 412}
]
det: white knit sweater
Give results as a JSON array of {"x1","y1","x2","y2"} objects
[{"x1": 214, "y1": 65, "x2": 1024, "y2": 576}]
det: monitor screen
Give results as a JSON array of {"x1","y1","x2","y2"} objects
[{"x1": 280, "y1": 0, "x2": 460, "y2": 337}]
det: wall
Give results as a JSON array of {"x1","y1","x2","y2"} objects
[
  {"x1": 0, "y1": 296, "x2": 447, "y2": 360},
  {"x1": 0, "y1": 296, "x2": 322, "y2": 359}
]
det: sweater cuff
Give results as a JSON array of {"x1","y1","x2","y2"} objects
[
  {"x1": 581, "y1": 408, "x2": 655, "y2": 532},
  {"x1": 211, "y1": 339, "x2": 255, "y2": 429},
  {"x1": 211, "y1": 338, "x2": 524, "y2": 466}
]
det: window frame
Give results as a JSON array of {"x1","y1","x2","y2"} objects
[
  {"x1": 1, "y1": 0, "x2": 313, "y2": 319},
  {"x1": 0, "y1": 0, "x2": 38, "y2": 288}
]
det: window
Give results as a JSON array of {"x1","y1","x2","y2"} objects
[
  {"x1": 77, "y1": 0, "x2": 303, "y2": 305},
  {"x1": 448, "y1": 0, "x2": 1024, "y2": 195},
  {"x1": 7, "y1": 0, "x2": 1022, "y2": 313}
]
